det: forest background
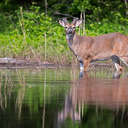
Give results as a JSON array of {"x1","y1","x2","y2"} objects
[{"x1": 0, "y1": 0, "x2": 128, "y2": 64}]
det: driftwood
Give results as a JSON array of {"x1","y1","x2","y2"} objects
[
  {"x1": 0, "y1": 57, "x2": 114, "y2": 69},
  {"x1": 0, "y1": 58, "x2": 57, "y2": 69}
]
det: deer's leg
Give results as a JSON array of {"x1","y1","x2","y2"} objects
[
  {"x1": 77, "y1": 56, "x2": 84, "y2": 71},
  {"x1": 78, "y1": 57, "x2": 90, "y2": 78},
  {"x1": 111, "y1": 55, "x2": 123, "y2": 78},
  {"x1": 78, "y1": 58, "x2": 90, "y2": 71},
  {"x1": 119, "y1": 57, "x2": 128, "y2": 77},
  {"x1": 120, "y1": 57, "x2": 128, "y2": 67},
  {"x1": 79, "y1": 59, "x2": 90, "y2": 78},
  {"x1": 78, "y1": 59, "x2": 84, "y2": 78},
  {"x1": 83, "y1": 59, "x2": 90, "y2": 72}
]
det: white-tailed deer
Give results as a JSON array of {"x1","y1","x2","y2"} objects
[{"x1": 59, "y1": 18, "x2": 128, "y2": 78}]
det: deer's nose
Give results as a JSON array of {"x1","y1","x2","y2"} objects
[{"x1": 68, "y1": 28, "x2": 72, "y2": 33}]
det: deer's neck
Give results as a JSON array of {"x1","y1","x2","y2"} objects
[
  {"x1": 66, "y1": 33, "x2": 80, "y2": 49},
  {"x1": 66, "y1": 32, "x2": 75, "y2": 46},
  {"x1": 66, "y1": 33, "x2": 80, "y2": 57},
  {"x1": 66, "y1": 33, "x2": 84, "y2": 71}
]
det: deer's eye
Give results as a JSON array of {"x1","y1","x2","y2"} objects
[
  {"x1": 71, "y1": 27, "x2": 75, "y2": 30},
  {"x1": 65, "y1": 27, "x2": 68, "y2": 29}
]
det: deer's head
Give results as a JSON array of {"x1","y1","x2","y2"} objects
[{"x1": 59, "y1": 18, "x2": 82, "y2": 35}]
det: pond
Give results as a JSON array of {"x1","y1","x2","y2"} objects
[{"x1": 0, "y1": 67, "x2": 128, "y2": 128}]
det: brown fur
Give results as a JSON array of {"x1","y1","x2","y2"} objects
[
  {"x1": 72, "y1": 32, "x2": 128, "y2": 70},
  {"x1": 59, "y1": 18, "x2": 128, "y2": 73}
]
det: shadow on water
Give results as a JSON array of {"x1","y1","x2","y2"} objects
[{"x1": 0, "y1": 67, "x2": 128, "y2": 128}]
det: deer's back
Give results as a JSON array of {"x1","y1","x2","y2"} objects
[{"x1": 77, "y1": 32, "x2": 128, "y2": 59}]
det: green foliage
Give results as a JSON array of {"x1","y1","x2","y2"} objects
[
  {"x1": 0, "y1": 4, "x2": 127, "y2": 63},
  {"x1": 0, "y1": 0, "x2": 127, "y2": 23},
  {"x1": 86, "y1": 21, "x2": 128, "y2": 36},
  {"x1": 0, "y1": 6, "x2": 72, "y2": 63}
]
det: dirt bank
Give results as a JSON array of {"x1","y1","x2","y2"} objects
[{"x1": 0, "y1": 58, "x2": 114, "y2": 69}]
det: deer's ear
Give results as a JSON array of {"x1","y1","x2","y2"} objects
[
  {"x1": 75, "y1": 20, "x2": 82, "y2": 27},
  {"x1": 59, "y1": 20, "x2": 66, "y2": 27}
]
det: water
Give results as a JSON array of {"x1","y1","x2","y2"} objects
[{"x1": 0, "y1": 67, "x2": 128, "y2": 128}]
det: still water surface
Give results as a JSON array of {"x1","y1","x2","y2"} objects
[{"x1": 0, "y1": 67, "x2": 128, "y2": 128}]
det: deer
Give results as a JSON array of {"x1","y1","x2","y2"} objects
[{"x1": 59, "y1": 18, "x2": 128, "y2": 78}]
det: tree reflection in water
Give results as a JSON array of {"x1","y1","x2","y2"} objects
[{"x1": 0, "y1": 68, "x2": 128, "y2": 128}]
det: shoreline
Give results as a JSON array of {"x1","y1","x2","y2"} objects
[{"x1": 0, "y1": 57, "x2": 113, "y2": 69}]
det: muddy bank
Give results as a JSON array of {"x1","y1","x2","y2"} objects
[
  {"x1": 0, "y1": 58, "x2": 114, "y2": 69},
  {"x1": 0, "y1": 58, "x2": 56, "y2": 69}
]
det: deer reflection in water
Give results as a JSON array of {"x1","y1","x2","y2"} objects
[{"x1": 58, "y1": 72, "x2": 128, "y2": 125}]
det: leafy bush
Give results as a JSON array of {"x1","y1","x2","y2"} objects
[{"x1": 0, "y1": 5, "x2": 127, "y2": 64}]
